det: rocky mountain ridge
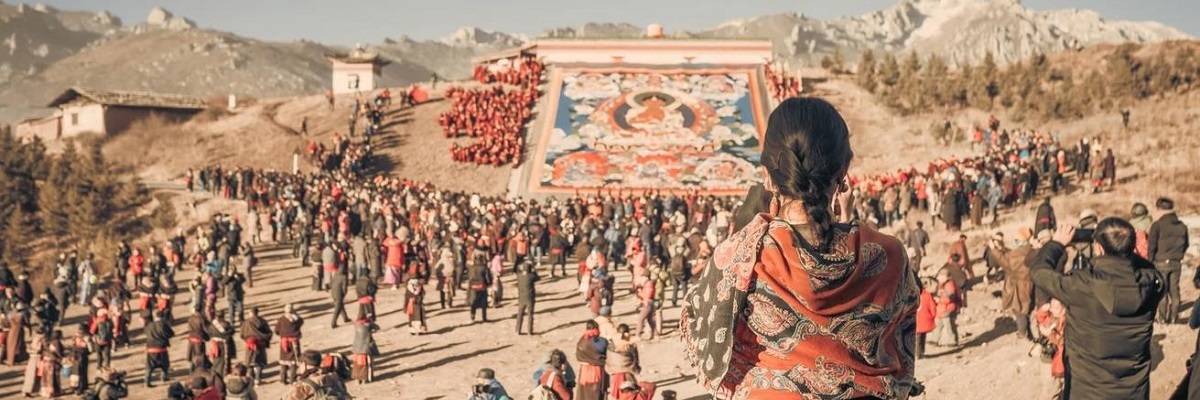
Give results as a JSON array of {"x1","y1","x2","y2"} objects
[{"x1": 0, "y1": 0, "x2": 1191, "y2": 124}]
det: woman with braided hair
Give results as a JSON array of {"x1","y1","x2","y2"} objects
[{"x1": 681, "y1": 97, "x2": 920, "y2": 399}]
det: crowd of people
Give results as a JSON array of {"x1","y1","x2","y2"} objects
[
  {"x1": 0, "y1": 72, "x2": 1192, "y2": 400},
  {"x1": 440, "y1": 86, "x2": 538, "y2": 166},
  {"x1": 838, "y1": 120, "x2": 1120, "y2": 266},
  {"x1": 763, "y1": 62, "x2": 801, "y2": 103},
  {"x1": 912, "y1": 194, "x2": 1190, "y2": 399},
  {"x1": 441, "y1": 58, "x2": 545, "y2": 166},
  {"x1": 472, "y1": 57, "x2": 545, "y2": 89}
]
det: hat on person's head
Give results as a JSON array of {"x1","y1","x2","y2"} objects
[
  {"x1": 302, "y1": 350, "x2": 322, "y2": 367},
  {"x1": 476, "y1": 368, "x2": 496, "y2": 380},
  {"x1": 1078, "y1": 209, "x2": 1098, "y2": 228},
  {"x1": 191, "y1": 376, "x2": 208, "y2": 390},
  {"x1": 1131, "y1": 203, "x2": 1149, "y2": 217},
  {"x1": 1157, "y1": 197, "x2": 1175, "y2": 211}
]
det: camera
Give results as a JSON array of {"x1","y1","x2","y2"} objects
[
  {"x1": 472, "y1": 384, "x2": 490, "y2": 395},
  {"x1": 1069, "y1": 228, "x2": 1094, "y2": 244}
]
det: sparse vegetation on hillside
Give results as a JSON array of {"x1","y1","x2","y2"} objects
[{"x1": 848, "y1": 42, "x2": 1200, "y2": 122}]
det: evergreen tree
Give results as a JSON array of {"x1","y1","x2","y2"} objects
[
  {"x1": 39, "y1": 142, "x2": 77, "y2": 240},
  {"x1": 898, "y1": 52, "x2": 923, "y2": 113},
  {"x1": 856, "y1": 50, "x2": 878, "y2": 93},
  {"x1": 879, "y1": 53, "x2": 901, "y2": 87},
  {"x1": 922, "y1": 54, "x2": 951, "y2": 107},
  {"x1": 2, "y1": 206, "x2": 35, "y2": 266}
]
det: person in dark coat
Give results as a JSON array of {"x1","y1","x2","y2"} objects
[
  {"x1": 907, "y1": 221, "x2": 930, "y2": 270},
  {"x1": 274, "y1": 304, "x2": 304, "y2": 385},
  {"x1": 329, "y1": 269, "x2": 350, "y2": 328},
  {"x1": 206, "y1": 310, "x2": 235, "y2": 375},
  {"x1": 1035, "y1": 197, "x2": 1056, "y2": 234},
  {"x1": 516, "y1": 262, "x2": 539, "y2": 335},
  {"x1": 143, "y1": 311, "x2": 174, "y2": 387},
  {"x1": 1029, "y1": 220, "x2": 1164, "y2": 400},
  {"x1": 355, "y1": 277, "x2": 377, "y2": 321},
  {"x1": 549, "y1": 230, "x2": 570, "y2": 278},
  {"x1": 941, "y1": 188, "x2": 962, "y2": 231},
  {"x1": 240, "y1": 307, "x2": 271, "y2": 384},
  {"x1": 1149, "y1": 198, "x2": 1189, "y2": 324},
  {"x1": 467, "y1": 251, "x2": 493, "y2": 323},
  {"x1": 186, "y1": 312, "x2": 209, "y2": 373}
]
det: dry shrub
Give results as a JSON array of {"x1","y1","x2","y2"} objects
[
  {"x1": 105, "y1": 113, "x2": 200, "y2": 170},
  {"x1": 191, "y1": 107, "x2": 233, "y2": 123}
]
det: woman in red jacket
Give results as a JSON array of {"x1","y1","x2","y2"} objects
[{"x1": 916, "y1": 278, "x2": 938, "y2": 359}]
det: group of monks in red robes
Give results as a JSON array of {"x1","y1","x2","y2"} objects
[
  {"x1": 440, "y1": 58, "x2": 545, "y2": 166},
  {"x1": 764, "y1": 63, "x2": 801, "y2": 102},
  {"x1": 472, "y1": 57, "x2": 544, "y2": 90}
]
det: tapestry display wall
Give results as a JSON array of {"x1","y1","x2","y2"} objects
[{"x1": 528, "y1": 67, "x2": 768, "y2": 195}]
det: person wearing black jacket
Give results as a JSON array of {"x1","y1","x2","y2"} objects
[
  {"x1": 1035, "y1": 197, "x2": 1056, "y2": 234},
  {"x1": 1030, "y1": 219, "x2": 1164, "y2": 400},
  {"x1": 467, "y1": 250, "x2": 493, "y2": 323},
  {"x1": 143, "y1": 311, "x2": 174, "y2": 388},
  {"x1": 515, "y1": 262, "x2": 539, "y2": 335},
  {"x1": 1149, "y1": 198, "x2": 1189, "y2": 324},
  {"x1": 329, "y1": 269, "x2": 350, "y2": 328}
]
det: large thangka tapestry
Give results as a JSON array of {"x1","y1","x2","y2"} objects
[{"x1": 529, "y1": 67, "x2": 768, "y2": 194}]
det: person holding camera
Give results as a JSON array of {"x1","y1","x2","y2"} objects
[
  {"x1": 92, "y1": 367, "x2": 128, "y2": 399},
  {"x1": 467, "y1": 368, "x2": 511, "y2": 400},
  {"x1": 281, "y1": 350, "x2": 350, "y2": 400},
  {"x1": 1029, "y1": 219, "x2": 1164, "y2": 399}
]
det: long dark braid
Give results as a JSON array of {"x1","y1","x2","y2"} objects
[{"x1": 761, "y1": 97, "x2": 853, "y2": 252}]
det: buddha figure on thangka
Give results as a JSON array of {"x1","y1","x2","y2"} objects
[{"x1": 535, "y1": 68, "x2": 769, "y2": 194}]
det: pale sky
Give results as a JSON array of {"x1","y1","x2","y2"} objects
[{"x1": 37, "y1": 0, "x2": 1200, "y2": 45}]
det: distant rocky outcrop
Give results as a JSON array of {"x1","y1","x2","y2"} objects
[
  {"x1": 144, "y1": 6, "x2": 195, "y2": 30},
  {"x1": 439, "y1": 26, "x2": 527, "y2": 48}
]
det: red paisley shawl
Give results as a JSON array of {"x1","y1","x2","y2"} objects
[{"x1": 681, "y1": 214, "x2": 918, "y2": 400}]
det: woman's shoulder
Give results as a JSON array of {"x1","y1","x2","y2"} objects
[{"x1": 846, "y1": 222, "x2": 906, "y2": 255}]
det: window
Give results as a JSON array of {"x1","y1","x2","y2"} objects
[
  {"x1": 348, "y1": 74, "x2": 360, "y2": 89},
  {"x1": 70, "y1": 113, "x2": 79, "y2": 126}
]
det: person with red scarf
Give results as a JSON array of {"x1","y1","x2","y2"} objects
[
  {"x1": 351, "y1": 317, "x2": 376, "y2": 384},
  {"x1": 404, "y1": 278, "x2": 427, "y2": 335},
  {"x1": 240, "y1": 307, "x2": 271, "y2": 385},
  {"x1": 681, "y1": 98, "x2": 917, "y2": 399},
  {"x1": 273, "y1": 304, "x2": 304, "y2": 385},
  {"x1": 575, "y1": 320, "x2": 607, "y2": 400},
  {"x1": 185, "y1": 311, "x2": 209, "y2": 373}
]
